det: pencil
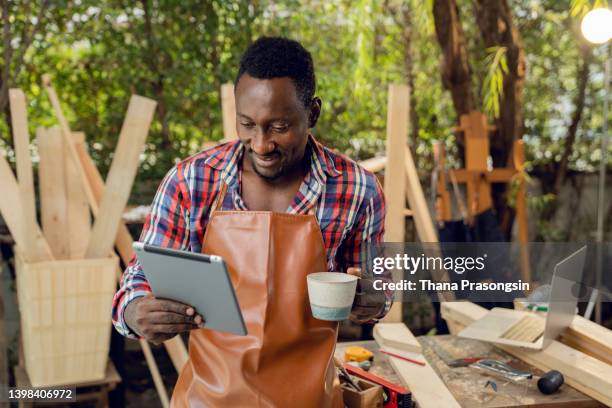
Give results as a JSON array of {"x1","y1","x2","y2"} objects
[{"x1": 381, "y1": 350, "x2": 426, "y2": 366}]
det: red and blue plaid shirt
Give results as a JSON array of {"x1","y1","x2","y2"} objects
[{"x1": 112, "y1": 135, "x2": 387, "y2": 338}]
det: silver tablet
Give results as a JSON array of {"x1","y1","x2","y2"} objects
[{"x1": 132, "y1": 242, "x2": 247, "y2": 336}]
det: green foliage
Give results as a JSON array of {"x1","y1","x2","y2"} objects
[
  {"x1": 482, "y1": 46, "x2": 509, "y2": 119},
  {"x1": 570, "y1": 0, "x2": 609, "y2": 18},
  {"x1": 0, "y1": 0, "x2": 610, "y2": 207}
]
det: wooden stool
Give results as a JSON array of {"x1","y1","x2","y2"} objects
[{"x1": 13, "y1": 361, "x2": 121, "y2": 408}]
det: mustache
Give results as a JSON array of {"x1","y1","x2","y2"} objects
[{"x1": 246, "y1": 147, "x2": 283, "y2": 158}]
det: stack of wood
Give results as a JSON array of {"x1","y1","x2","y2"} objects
[{"x1": 0, "y1": 77, "x2": 186, "y2": 404}]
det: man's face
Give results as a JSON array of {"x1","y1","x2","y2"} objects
[{"x1": 235, "y1": 74, "x2": 318, "y2": 181}]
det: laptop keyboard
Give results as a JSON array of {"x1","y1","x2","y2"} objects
[{"x1": 500, "y1": 315, "x2": 545, "y2": 342}]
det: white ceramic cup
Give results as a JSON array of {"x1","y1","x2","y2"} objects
[{"x1": 307, "y1": 272, "x2": 359, "y2": 321}]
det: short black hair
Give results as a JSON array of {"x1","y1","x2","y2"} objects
[{"x1": 236, "y1": 36, "x2": 316, "y2": 108}]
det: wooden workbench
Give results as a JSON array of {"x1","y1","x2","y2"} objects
[{"x1": 336, "y1": 335, "x2": 603, "y2": 408}]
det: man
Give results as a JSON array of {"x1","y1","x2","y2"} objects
[{"x1": 112, "y1": 36, "x2": 390, "y2": 407}]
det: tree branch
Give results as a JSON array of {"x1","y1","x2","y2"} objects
[
  {"x1": 0, "y1": 0, "x2": 49, "y2": 113},
  {"x1": 0, "y1": 0, "x2": 13, "y2": 113},
  {"x1": 553, "y1": 45, "x2": 592, "y2": 194}
]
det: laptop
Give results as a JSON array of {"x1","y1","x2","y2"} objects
[{"x1": 458, "y1": 246, "x2": 586, "y2": 350}]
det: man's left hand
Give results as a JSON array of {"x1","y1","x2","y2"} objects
[{"x1": 347, "y1": 267, "x2": 386, "y2": 323}]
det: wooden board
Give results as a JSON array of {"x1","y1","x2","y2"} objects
[
  {"x1": 9, "y1": 89, "x2": 38, "y2": 260},
  {"x1": 42, "y1": 74, "x2": 98, "y2": 211},
  {"x1": 381, "y1": 84, "x2": 409, "y2": 323},
  {"x1": 0, "y1": 262, "x2": 8, "y2": 387},
  {"x1": 419, "y1": 335, "x2": 600, "y2": 408},
  {"x1": 404, "y1": 145, "x2": 456, "y2": 303},
  {"x1": 373, "y1": 327, "x2": 461, "y2": 408},
  {"x1": 0, "y1": 150, "x2": 52, "y2": 261},
  {"x1": 513, "y1": 140, "x2": 531, "y2": 282},
  {"x1": 460, "y1": 112, "x2": 493, "y2": 214},
  {"x1": 38, "y1": 127, "x2": 70, "y2": 259},
  {"x1": 65, "y1": 132, "x2": 91, "y2": 258},
  {"x1": 404, "y1": 145, "x2": 437, "y2": 243},
  {"x1": 433, "y1": 142, "x2": 451, "y2": 222},
  {"x1": 85, "y1": 95, "x2": 156, "y2": 259},
  {"x1": 373, "y1": 323, "x2": 422, "y2": 354},
  {"x1": 450, "y1": 168, "x2": 517, "y2": 183},
  {"x1": 221, "y1": 83, "x2": 237, "y2": 141},
  {"x1": 359, "y1": 156, "x2": 387, "y2": 173},
  {"x1": 383, "y1": 84, "x2": 408, "y2": 243},
  {"x1": 513, "y1": 300, "x2": 612, "y2": 366},
  {"x1": 441, "y1": 302, "x2": 612, "y2": 406},
  {"x1": 74, "y1": 141, "x2": 189, "y2": 374}
]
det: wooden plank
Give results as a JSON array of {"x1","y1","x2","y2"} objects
[
  {"x1": 373, "y1": 323, "x2": 422, "y2": 354},
  {"x1": 450, "y1": 168, "x2": 517, "y2": 183},
  {"x1": 383, "y1": 84, "x2": 408, "y2": 243},
  {"x1": 221, "y1": 83, "x2": 237, "y2": 141},
  {"x1": 0, "y1": 260, "x2": 8, "y2": 387},
  {"x1": 140, "y1": 338, "x2": 170, "y2": 407},
  {"x1": 441, "y1": 302, "x2": 612, "y2": 406},
  {"x1": 65, "y1": 132, "x2": 91, "y2": 258},
  {"x1": 9, "y1": 89, "x2": 38, "y2": 260},
  {"x1": 404, "y1": 145, "x2": 436, "y2": 243},
  {"x1": 359, "y1": 156, "x2": 387, "y2": 173},
  {"x1": 432, "y1": 142, "x2": 451, "y2": 222},
  {"x1": 38, "y1": 127, "x2": 70, "y2": 260},
  {"x1": 0, "y1": 151, "x2": 53, "y2": 261},
  {"x1": 85, "y1": 95, "x2": 156, "y2": 259},
  {"x1": 74, "y1": 141, "x2": 189, "y2": 373},
  {"x1": 514, "y1": 300, "x2": 612, "y2": 366},
  {"x1": 374, "y1": 326, "x2": 461, "y2": 407},
  {"x1": 461, "y1": 112, "x2": 493, "y2": 214},
  {"x1": 381, "y1": 84, "x2": 409, "y2": 323},
  {"x1": 404, "y1": 145, "x2": 455, "y2": 302},
  {"x1": 513, "y1": 139, "x2": 531, "y2": 282},
  {"x1": 560, "y1": 317, "x2": 612, "y2": 366},
  {"x1": 42, "y1": 74, "x2": 98, "y2": 213}
]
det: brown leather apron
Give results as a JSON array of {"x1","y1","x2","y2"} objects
[{"x1": 170, "y1": 183, "x2": 343, "y2": 408}]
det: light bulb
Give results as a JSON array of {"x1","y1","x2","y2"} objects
[{"x1": 581, "y1": 8, "x2": 612, "y2": 44}]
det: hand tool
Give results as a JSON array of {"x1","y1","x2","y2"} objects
[
  {"x1": 347, "y1": 360, "x2": 372, "y2": 371},
  {"x1": 537, "y1": 370, "x2": 564, "y2": 394},
  {"x1": 344, "y1": 345, "x2": 374, "y2": 363},
  {"x1": 472, "y1": 359, "x2": 533, "y2": 381},
  {"x1": 343, "y1": 363, "x2": 411, "y2": 408},
  {"x1": 447, "y1": 357, "x2": 486, "y2": 367},
  {"x1": 334, "y1": 357, "x2": 362, "y2": 392}
]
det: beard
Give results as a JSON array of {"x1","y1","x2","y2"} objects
[{"x1": 247, "y1": 149, "x2": 286, "y2": 181}]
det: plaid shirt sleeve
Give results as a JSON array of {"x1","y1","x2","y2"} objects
[
  {"x1": 337, "y1": 171, "x2": 393, "y2": 319},
  {"x1": 111, "y1": 165, "x2": 190, "y2": 339}
]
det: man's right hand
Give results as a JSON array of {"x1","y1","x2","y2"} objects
[{"x1": 124, "y1": 294, "x2": 204, "y2": 344}]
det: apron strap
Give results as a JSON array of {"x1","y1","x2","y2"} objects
[{"x1": 211, "y1": 182, "x2": 229, "y2": 212}]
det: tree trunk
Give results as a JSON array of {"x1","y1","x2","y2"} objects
[
  {"x1": 534, "y1": 43, "x2": 592, "y2": 230},
  {"x1": 554, "y1": 45, "x2": 592, "y2": 195},
  {"x1": 472, "y1": 0, "x2": 526, "y2": 237},
  {"x1": 432, "y1": 0, "x2": 476, "y2": 118}
]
